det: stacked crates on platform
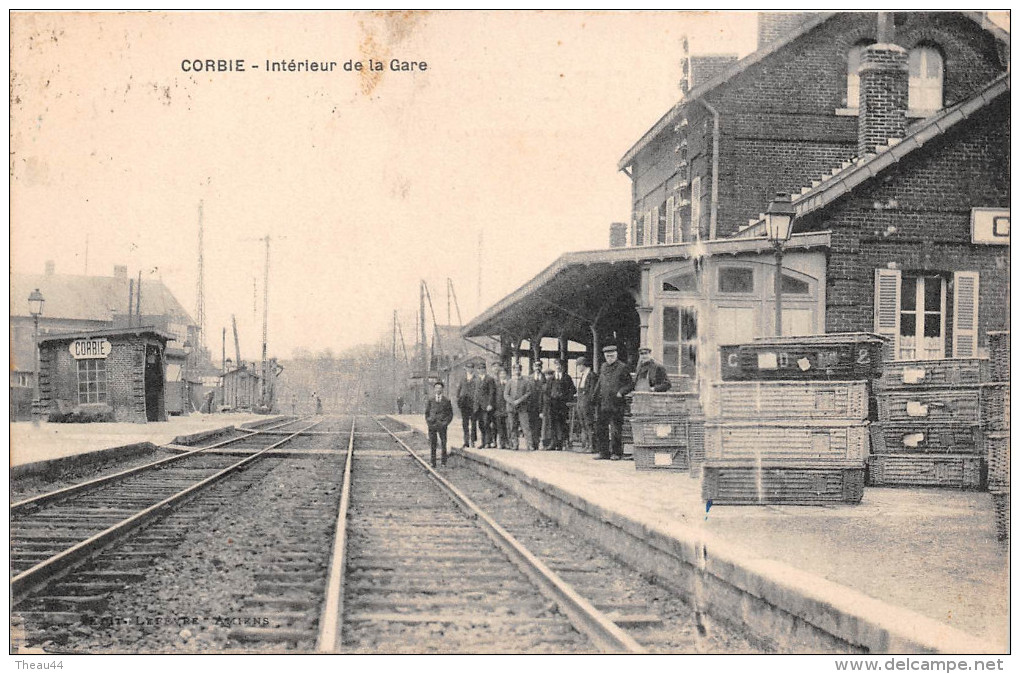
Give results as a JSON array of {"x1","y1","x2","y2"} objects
[
  {"x1": 871, "y1": 359, "x2": 988, "y2": 489},
  {"x1": 704, "y1": 334, "x2": 884, "y2": 505},
  {"x1": 985, "y1": 331, "x2": 1009, "y2": 541},
  {"x1": 630, "y1": 392, "x2": 704, "y2": 473}
]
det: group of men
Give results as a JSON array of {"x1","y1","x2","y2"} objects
[{"x1": 423, "y1": 344, "x2": 672, "y2": 466}]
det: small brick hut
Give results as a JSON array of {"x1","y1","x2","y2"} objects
[{"x1": 38, "y1": 327, "x2": 171, "y2": 423}]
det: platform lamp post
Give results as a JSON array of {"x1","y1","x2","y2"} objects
[
  {"x1": 763, "y1": 193, "x2": 797, "y2": 337},
  {"x1": 182, "y1": 339, "x2": 193, "y2": 413},
  {"x1": 28, "y1": 288, "x2": 45, "y2": 405}
]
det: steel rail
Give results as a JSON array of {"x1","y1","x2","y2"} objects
[
  {"x1": 315, "y1": 416, "x2": 356, "y2": 653},
  {"x1": 11, "y1": 416, "x2": 314, "y2": 514},
  {"x1": 12, "y1": 419, "x2": 324, "y2": 604},
  {"x1": 373, "y1": 417, "x2": 646, "y2": 654}
]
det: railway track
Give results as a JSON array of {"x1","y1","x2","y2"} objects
[{"x1": 11, "y1": 416, "x2": 330, "y2": 650}]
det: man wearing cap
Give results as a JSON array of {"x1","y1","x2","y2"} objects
[
  {"x1": 505, "y1": 364, "x2": 534, "y2": 450},
  {"x1": 546, "y1": 359, "x2": 576, "y2": 451},
  {"x1": 634, "y1": 346, "x2": 672, "y2": 393},
  {"x1": 592, "y1": 345, "x2": 634, "y2": 460},
  {"x1": 455, "y1": 363, "x2": 478, "y2": 449},
  {"x1": 474, "y1": 361, "x2": 500, "y2": 448},
  {"x1": 574, "y1": 356, "x2": 597, "y2": 452},
  {"x1": 529, "y1": 363, "x2": 545, "y2": 451}
]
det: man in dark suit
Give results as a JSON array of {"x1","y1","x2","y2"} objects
[
  {"x1": 592, "y1": 344, "x2": 634, "y2": 461},
  {"x1": 574, "y1": 356, "x2": 598, "y2": 452},
  {"x1": 546, "y1": 359, "x2": 576, "y2": 451},
  {"x1": 529, "y1": 363, "x2": 545, "y2": 451},
  {"x1": 455, "y1": 363, "x2": 478, "y2": 448},
  {"x1": 474, "y1": 362, "x2": 499, "y2": 448},
  {"x1": 424, "y1": 381, "x2": 455, "y2": 467}
]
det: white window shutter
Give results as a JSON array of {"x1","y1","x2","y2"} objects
[
  {"x1": 666, "y1": 197, "x2": 675, "y2": 244},
  {"x1": 644, "y1": 210, "x2": 652, "y2": 246},
  {"x1": 874, "y1": 268, "x2": 901, "y2": 358},
  {"x1": 651, "y1": 206, "x2": 660, "y2": 245},
  {"x1": 952, "y1": 271, "x2": 980, "y2": 357}
]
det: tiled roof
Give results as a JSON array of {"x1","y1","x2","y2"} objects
[{"x1": 10, "y1": 273, "x2": 195, "y2": 324}]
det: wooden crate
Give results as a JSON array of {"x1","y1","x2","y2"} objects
[
  {"x1": 701, "y1": 465, "x2": 865, "y2": 505},
  {"x1": 876, "y1": 388, "x2": 981, "y2": 425},
  {"x1": 986, "y1": 431, "x2": 1009, "y2": 492},
  {"x1": 987, "y1": 331, "x2": 1010, "y2": 383},
  {"x1": 709, "y1": 381, "x2": 869, "y2": 420},
  {"x1": 634, "y1": 445, "x2": 690, "y2": 471},
  {"x1": 992, "y1": 492, "x2": 1009, "y2": 542},
  {"x1": 731, "y1": 333, "x2": 887, "y2": 382},
  {"x1": 631, "y1": 416, "x2": 689, "y2": 447},
  {"x1": 868, "y1": 453, "x2": 983, "y2": 489},
  {"x1": 630, "y1": 391, "x2": 702, "y2": 417},
  {"x1": 870, "y1": 423, "x2": 983, "y2": 455},
  {"x1": 980, "y1": 383, "x2": 1010, "y2": 431},
  {"x1": 705, "y1": 420, "x2": 870, "y2": 463},
  {"x1": 877, "y1": 359, "x2": 989, "y2": 390}
]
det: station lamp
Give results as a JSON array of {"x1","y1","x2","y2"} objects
[
  {"x1": 28, "y1": 288, "x2": 45, "y2": 403},
  {"x1": 763, "y1": 193, "x2": 798, "y2": 336}
]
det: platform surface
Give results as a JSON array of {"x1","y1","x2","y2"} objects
[
  {"x1": 390, "y1": 414, "x2": 1009, "y2": 650},
  {"x1": 9, "y1": 413, "x2": 265, "y2": 467}
]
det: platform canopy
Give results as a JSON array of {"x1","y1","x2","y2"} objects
[{"x1": 463, "y1": 233, "x2": 832, "y2": 348}]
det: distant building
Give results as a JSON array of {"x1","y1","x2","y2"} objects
[{"x1": 10, "y1": 262, "x2": 200, "y2": 420}]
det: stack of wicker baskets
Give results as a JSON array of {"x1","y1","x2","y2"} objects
[
  {"x1": 985, "y1": 331, "x2": 1009, "y2": 542},
  {"x1": 701, "y1": 380, "x2": 870, "y2": 504},
  {"x1": 871, "y1": 359, "x2": 988, "y2": 489},
  {"x1": 629, "y1": 392, "x2": 704, "y2": 474}
]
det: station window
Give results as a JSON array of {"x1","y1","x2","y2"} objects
[
  {"x1": 718, "y1": 267, "x2": 754, "y2": 294},
  {"x1": 908, "y1": 46, "x2": 943, "y2": 114},
  {"x1": 662, "y1": 305, "x2": 698, "y2": 377},
  {"x1": 77, "y1": 359, "x2": 108, "y2": 404},
  {"x1": 899, "y1": 275, "x2": 946, "y2": 360}
]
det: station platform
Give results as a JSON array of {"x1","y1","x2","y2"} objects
[
  {"x1": 10, "y1": 413, "x2": 266, "y2": 468},
  {"x1": 389, "y1": 414, "x2": 1008, "y2": 654}
]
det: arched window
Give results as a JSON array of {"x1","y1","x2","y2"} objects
[
  {"x1": 846, "y1": 42, "x2": 871, "y2": 108},
  {"x1": 909, "y1": 46, "x2": 943, "y2": 114}
]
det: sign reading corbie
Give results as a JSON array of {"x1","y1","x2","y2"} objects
[{"x1": 70, "y1": 338, "x2": 112, "y2": 359}]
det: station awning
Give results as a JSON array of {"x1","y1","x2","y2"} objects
[{"x1": 463, "y1": 232, "x2": 831, "y2": 342}]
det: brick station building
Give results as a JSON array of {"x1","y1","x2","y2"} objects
[
  {"x1": 464, "y1": 12, "x2": 1009, "y2": 386},
  {"x1": 38, "y1": 327, "x2": 171, "y2": 423}
]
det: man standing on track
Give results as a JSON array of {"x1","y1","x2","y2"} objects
[
  {"x1": 424, "y1": 380, "x2": 454, "y2": 467},
  {"x1": 592, "y1": 345, "x2": 634, "y2": 461}
]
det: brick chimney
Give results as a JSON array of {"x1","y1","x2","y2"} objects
[
  {"x1": 609, "y1": 222, "x2": 628, "y2": 248},
  {"x1": 757, "y1": 12, "x2": 816, "y2": 50},
  {"x1": 114, "y1": 265, "x2": 128, "y2": 279},
  {"x1": 857, "y1": 42, "x2": 909, "y2": 157},
  {"x1": 44, "y1": 260, "x2": 55, "y2": 276}
]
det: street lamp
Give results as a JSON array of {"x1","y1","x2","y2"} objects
[
  {"x1": 182, "y1": 339, "x2": 193, "y2": 413},
  {"x1": 28, "y1": 288, "x2": 45, "y2": 404},
  {"x1": 764, "y1": 193, "x2": 797, "y2": 337}
]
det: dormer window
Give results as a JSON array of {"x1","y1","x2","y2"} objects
[{"x1": 908, "y1": 45, "x2": 943, "y2": 114}]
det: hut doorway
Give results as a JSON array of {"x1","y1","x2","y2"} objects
[{"x1": 144, "y1": 344, "x2": 166, "y2": 422}]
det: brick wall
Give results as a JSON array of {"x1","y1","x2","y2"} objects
[
  {"x1": 628, "y1": 12, "x2": 1007, "y2": 240},
  {"x1": 805, "y1": 96, "x2": 1010, "y2": 346}
]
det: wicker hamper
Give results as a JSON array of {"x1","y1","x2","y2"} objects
[
  {"x1": 986, "y1": 431, "x2": 1010, "y2": 492},
  {"x1": 877, "y1": 358, "x2": 989, "y2": 389},
  {"x1": 633, "y1": 445, "x2": 690, "y2": 471},
  {"x1": 876, "y1": 388, "x2": 982, "y2": 425},
  {"x1": 992, "y1": 492, "x2": 1009, "y2": 542},
  {"x1": 702, "y1": 464, "x2": 865, "y2": 505},
  {"x1": 709, "y1": 380, "x2": 869, "y2": 420},
  {"x1": 988, "y1": 331, "x2": 1010, "y2": 383},
  {"x1": 869, "y1": 422, "x2": 984, "y2": 455},
  {"x1": 980, "y1": 383, "x2": 1010, "y2": 431},
  {"x1": 705, "y1": 420, "x2": 870, "y2": 463},
  {"x1": 868, "y1": 453, "x2": 983, "y2": 489}
]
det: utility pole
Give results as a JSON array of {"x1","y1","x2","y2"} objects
[
  {"x1": 260, "y1": 236, "x2": 270, "y2": 409},
  {"x1": 420, "y1": 281, "x2": 428, "y2": 402},
  {"x1": 196, "y1": 200, "x2": 206, "y2": 352}
]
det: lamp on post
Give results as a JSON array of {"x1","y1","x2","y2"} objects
[
  {"x1": 182, "y1": 339, "x2": 193, "y2": 413},
  {"x1": 763, "y1": 193, "x2": 797, "y2": 337},
  {"x1": 28, "y1": 288, "x2": 45, "y2": 404}
]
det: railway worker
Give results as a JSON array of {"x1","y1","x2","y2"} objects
[
  {"x1": 529, "y1": 363, "x2": 545, "y2": 450},
  {"x1": 539, "y1": 367, "x2": 557, "y2": 449},
  {"x1": 505, "y1": 364, "x2": 534, "y2": 450},
  {"x1": 455, "y1": 363, "x2": 479, "y2": 449},
  {"x1": 574, "y1": 357, "x2": 598, "y2": 452},
  {"x1": 546, "y1": 359, "x2": 576, "y2": 451},
  {"x1": 592, "y1": 345, "x2": 634, "y2": 461},
  {"x1": 493, "y1": 368, "x2": 511, "y2": 449},
  {"x1": 424, "y1": 380, "x2": 455, "y2": 467},
  {"x1": 475, "y1": 362, "x2": 499, "y2": 448},
  {"x1": 634, "y1": 346, "x2": 672, "y2": 392}
]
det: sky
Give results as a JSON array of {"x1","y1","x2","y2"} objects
[{"x1": 9, "y1": 11, "x2": 1006, "y2": 361}]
